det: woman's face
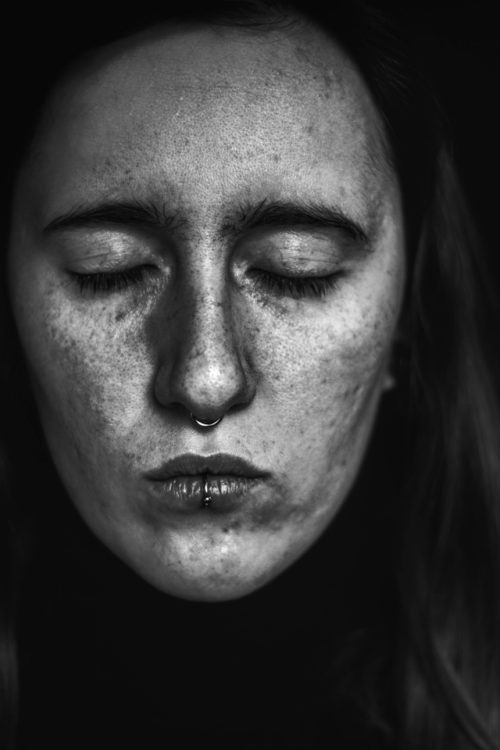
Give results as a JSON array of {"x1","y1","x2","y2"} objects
[{"x1": 8, "y1": 21, "x2": 405, "y2": 600}]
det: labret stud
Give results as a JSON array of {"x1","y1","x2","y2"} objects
[{"x1": 201, "y1": 474, "x2": 213, "y2": 509}]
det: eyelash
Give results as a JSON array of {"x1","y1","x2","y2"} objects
[
  {"x1": 70, "y1": 267, "x2": 343, "y2": 299},
  {"x1": 252, "y1": 270, "x2": 343, "y2": 299},
  {"x1": 71, "y1": 266, "x2": 147, "y2": 294}
]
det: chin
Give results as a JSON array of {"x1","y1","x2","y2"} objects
[
  {"x1": 124, "y1": 535, "x2": 290, "y2": 602},
  {"x1": 139, "y1": 562, "x2": 275, "y2": 602}
]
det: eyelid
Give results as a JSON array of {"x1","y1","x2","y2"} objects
[
  {"x1": 52, "y1": 229, "x2": 167, "y2": 272},
  {"x1": 237, "y1": 231, "x2": 350, "y2": 273}
]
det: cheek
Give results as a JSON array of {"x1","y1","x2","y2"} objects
[
  {"x1": 12, "y1": 280, "x2": 154, "y2": 465},
  {"x1": 245, "y1": 278, "x2": 400, "y2": 488},
  {"x1": 253, "y1": 293, "x2": 395, "y2": 423}
]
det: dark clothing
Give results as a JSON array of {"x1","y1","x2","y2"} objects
[{"x1": 17, "y1": 398, "x2": 403, "y2": 750}]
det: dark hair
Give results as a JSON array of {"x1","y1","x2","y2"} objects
[{"x1": 2, "y1": 3, "x2": 499, "y2": 749}]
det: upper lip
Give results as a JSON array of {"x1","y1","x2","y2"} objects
[{"x1": 145, "y1": 453, "x2": 267, "y2": 480}]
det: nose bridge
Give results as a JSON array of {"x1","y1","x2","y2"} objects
[
  {"x1": 155, "y1": 261, "x2": 254, "y2": 418},
  {"x1": 184, "y1": 285, "x2": 239, "y2": 383}
]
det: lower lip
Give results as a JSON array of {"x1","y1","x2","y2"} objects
[{"x1": 146, "y1": 474, "x2": 264, "y2": 514}]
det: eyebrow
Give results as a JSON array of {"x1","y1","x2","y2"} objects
[
  {"x1": 226, "y1": 198, "x2": 369, "y2": 244},
  {"x1": 43, "y1": 196, "x2": 369, "y2": 245},
  {"x1": 43, "y1": 199, "x2": 186, "y2": 234}
]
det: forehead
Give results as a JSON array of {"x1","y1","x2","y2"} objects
[{"x1": 25, "y1": 21, "x2": 393, "y2": 222}]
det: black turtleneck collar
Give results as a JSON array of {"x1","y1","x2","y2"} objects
[{"x1": 17, "y1": 394, "x2": 403, "y2": 749}]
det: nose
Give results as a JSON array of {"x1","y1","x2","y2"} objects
[{"x1": 153, "y1": 283, "x2": 256, "y2": 423}]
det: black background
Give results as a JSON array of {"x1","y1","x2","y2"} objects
[{"x1": 412, "y1": 4, "x2": 499, "y2": 286}]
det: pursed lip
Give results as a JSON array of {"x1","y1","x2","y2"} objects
[
  {"x1": 143, "y1": 453, "x2": 270, "y2": 515},
  {"x1": 144, "y1": 452, "x2": 268, "y2": 481}
]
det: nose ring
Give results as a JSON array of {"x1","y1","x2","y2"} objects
[{"x1": 191, "y1": 414, "x2": 223, "y2": 429}]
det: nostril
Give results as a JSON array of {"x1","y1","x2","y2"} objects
[{"x1": 154, "y1": 346, "x2": 257, "y2": 420}]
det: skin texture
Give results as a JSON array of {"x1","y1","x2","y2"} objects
[{"x1": 8, "y1": 20, "x2": 406, "y2": 601}]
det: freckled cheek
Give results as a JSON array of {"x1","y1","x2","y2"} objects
[
  {"x1": 245, "y1": 307, "x2": 393, "y2": 507},
  {"x1": 22, "y1": 300, "x2": 153, "y2": 441},
  {"x1": 251, "y1": 305, "x2": 392, "y2": 428}
]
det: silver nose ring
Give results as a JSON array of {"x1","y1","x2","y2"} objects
[{"x1": 191, "y1": 414, "x2": 223, "y2": 428}]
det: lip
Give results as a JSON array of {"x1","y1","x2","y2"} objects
[
  {"x1": 145, "y1": 452, "x2": 266, "y2": 481},
  {"x1": 143, "y1": 453, "x2": 269, "y2": 514}
]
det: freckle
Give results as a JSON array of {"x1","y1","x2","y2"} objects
[
  {"x1": 115, "y1": 310, "x2": 126, "y2": 322},
  {"x1": 323, "y1": 72, "x2": 334, "y2": 88},
  {"x1": 224, "y1": 520, "x2": 241, "y2": 533},
  {"x1": 294, "y1": 45, "x2": 309, "y2": 63}
]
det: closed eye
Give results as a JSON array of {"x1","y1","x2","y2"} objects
[
  {"x1": 69, "y1": 266, "x2": 151, "y2": 294},
  {"x1": 249, "y1": 269, "x2": 344, "y2": 299},
  {"x1": 69, "y1": 265, "x2": 344, "y2": 300}
]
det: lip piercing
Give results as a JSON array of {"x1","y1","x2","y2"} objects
[
  {"x1": 191, "y1": 414, "x2": 223, "y2": 429},
  {"x1": 201, "y1": 475, "x2": 212, "y2": 509}
]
